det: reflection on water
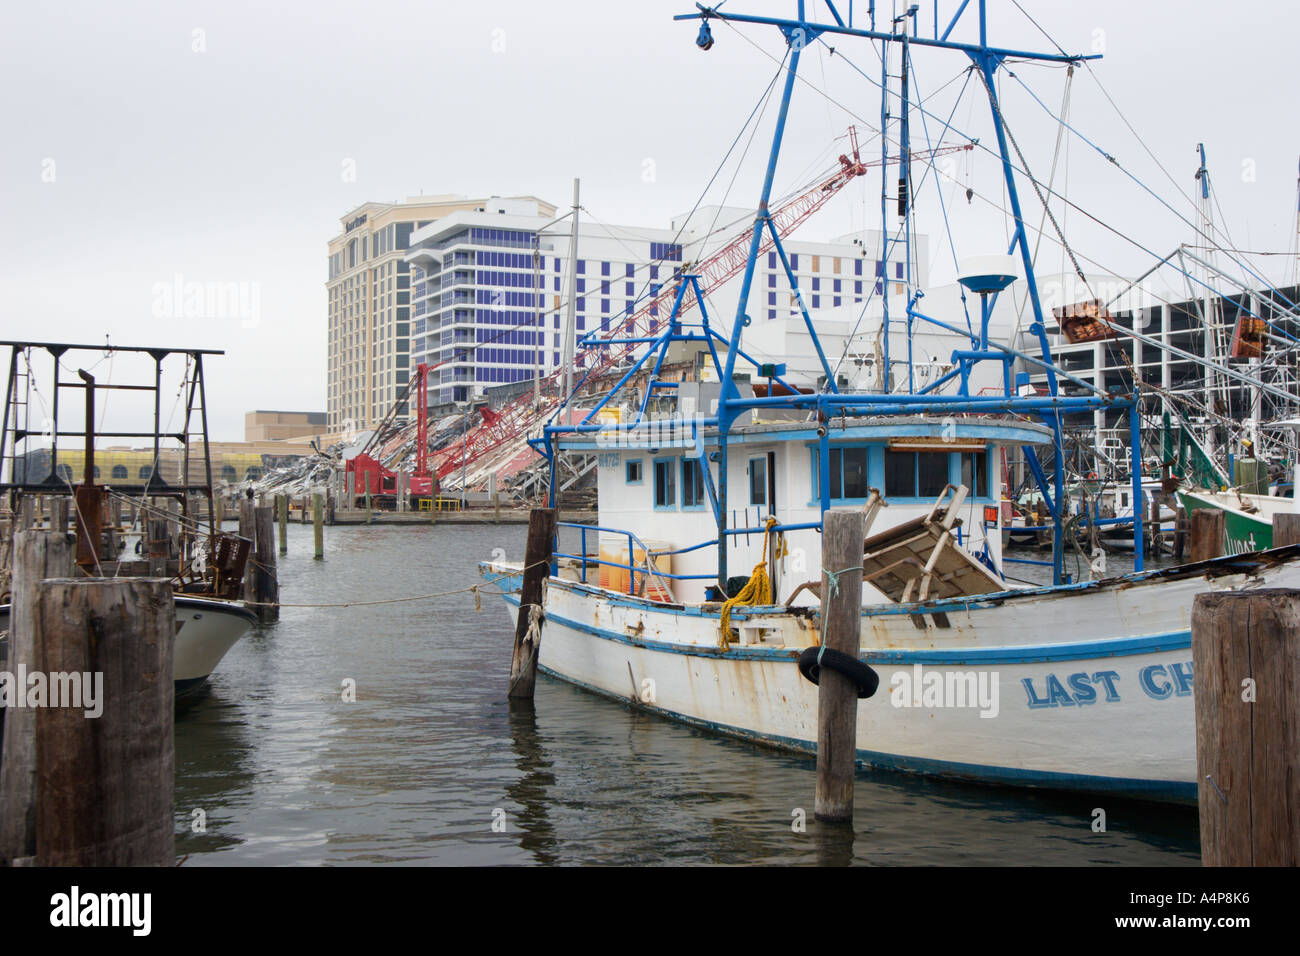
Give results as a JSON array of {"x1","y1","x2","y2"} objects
[{"x1": 174, "y1": 524, "x2": 1198, "y2": 865}]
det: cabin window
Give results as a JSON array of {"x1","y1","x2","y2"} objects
[
  {"x1": 841, "y1": 448, "x2": 869, "y2": 498},
  {"x1": 749, "y1": 456, "x2": 767, "y2": 506},
  {"x1": 625, "y1": 459, "x2": 643, "y2": 484},
  {"x1": 813, "y1": 445, "x2": 872, "y2": 501},
  {"x1": 653, "y1": 458, "x2": 676, "y2": 509},
  {"x1": 960, "y1": 451, "x2": 990, "y2": 498},
  {"x1": 682, "y1": 459, "x2": 706, "y2": 509},
  {"x1": 111, "y1": 465, "x2": 128, "y2": 480},
  {"x1": 885, "y1": 451, "x2": 949, "y2": 499},
  {"x1": 138, "y1": 465, "x2": 153, "y2": 480},
  {"x1": 884, "y1": 451, "x2": 914, "y2": 496},
  {"x1": 221, "y1": 465, "x2": 237, "y2": 481}
]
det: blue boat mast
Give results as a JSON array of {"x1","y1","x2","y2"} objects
[{"x1": 543, "y1": 1, "x2": 1145, "y2": 589}]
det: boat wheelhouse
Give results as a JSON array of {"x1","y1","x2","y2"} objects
[{"x1": 574, "y1": 414, "x2": 1047, "y2": 606}]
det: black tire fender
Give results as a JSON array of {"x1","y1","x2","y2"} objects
[{"x1": 797, "y1": 645, "x2": 880, "y2": 699}]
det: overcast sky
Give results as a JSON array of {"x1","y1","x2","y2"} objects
[{"x1": 2, "y1": 0, "x2": 1296, "y2": 440}]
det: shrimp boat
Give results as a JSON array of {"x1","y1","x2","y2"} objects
[
  {"x1": 1177, "y1": 420, "x2": 1300, "y2": 554},
  {"x1": 483, "y1": 2, "x2": 1300, "y2": 803},
  {"x1": 0, "y1": 340, "x2": 259, "y2": 698}
]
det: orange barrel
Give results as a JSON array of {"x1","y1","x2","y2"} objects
[{"x1": 598, "y1": 535, "x2": 629, "y2": 593}]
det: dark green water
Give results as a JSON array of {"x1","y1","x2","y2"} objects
[{"x1": 174, "y1": 523, "x2": 1199, "y2": 865}]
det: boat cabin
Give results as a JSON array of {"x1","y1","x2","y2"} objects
[{"x1": 558, "y1": 413, "x2": 1053, "y2": 605}]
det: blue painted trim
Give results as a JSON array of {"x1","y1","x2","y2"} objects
[
  {"x1": 554, "y1": 419, "x2": 1053, "y2": 453},
  {"x1": 652, "y1": 456, "x2": 677, "y2": 511},
  {"x1": 680, "y1": 457, "x2": 707, "y2": 511},
  {"x1": 501, "y1": 592, "x2": 1191, "y2": 665}
]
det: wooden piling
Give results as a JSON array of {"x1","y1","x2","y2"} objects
[
  {"x1": 1188, "y1": 509, "x2": 1225, "y2": 563},
  {"x1": 34, "y1": 577, "x2": 175, "y2": 866},
  {"x1": 1274, "y1": 513, "x2": 1300, "y2": 548},
  {"x1": 815, "y1": 508, "x2": 866, "y2": 823},
  {"x1": 312, "y1": 492, "x2": 324, "y2": 560},
  {"x1": 250, "y1": 504, "x2": 279, "y2": 622},
  {"x1": 508, "y1": 507, "x2": 557, "y2": 699},
  {"x1": 1173, "y1": 506, "x2": 1187, "y2": 560},
  {"x1": 1192, "y1": 589, "x2": 1300, "y2": 866},
  {"x1": 277, "y1": 494, "x2": 288, "y2": 555},
  {"x1": 0, "y1": 531, "x2": 74, "y2": 866},
  {"x1": 146, "y1": 518, "x2": 170, "y2": 578},
  {"x1": 49, "y1": 498, "x2": 69, "y2": 535}
]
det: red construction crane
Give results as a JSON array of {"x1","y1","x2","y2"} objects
[
  {"x1": 347, "y1": 362, "x2": 437, "y2": 506},
  {"x1": 430, "y1": 131, "x2": 973, "y2": 486}
]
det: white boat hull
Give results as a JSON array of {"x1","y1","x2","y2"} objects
[
  {"x1": 485, "y1": 547, "x2": 1300, "y2": 803},
  {"x1": 0, "y1": 594, "x2": 256, "y2": 700}
]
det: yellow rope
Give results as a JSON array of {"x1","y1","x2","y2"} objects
[{"x1": 718, "y1": 517, "x2": 778, "y2": 650}]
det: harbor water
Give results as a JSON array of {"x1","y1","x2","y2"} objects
[{"x1": 175, "y1": 523, "x2": 1198, "y2": 865}]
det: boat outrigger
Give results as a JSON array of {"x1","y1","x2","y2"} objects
[
  {"x1": 483, "y1": 1, "x2": 1300, "y2": 803},
  {"x1": 0, "y1": 340, "x2": 259, "y2": 698}
]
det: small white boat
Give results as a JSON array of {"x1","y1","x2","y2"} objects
[{"x1": 0, "y1": 594, "x2": 256, "y2": 700}]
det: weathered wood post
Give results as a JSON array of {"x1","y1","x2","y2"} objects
[
  {"x1": 0, "y1": 530, "x2": 75, "y2": 866},
  {"x1": 1273, "y1": 513, "x2": 1300, "y2": 548},
  {"x1": 251, "y1": 504, "x2": 279, "y2": 623},
  {"x1": 238, "y1": 497, "x2": 255, "y2": 596},
  {"x1": 1172, "y1": 506, "x2": 1187, "y2": 561},
  {"x1": 146, "y1": 517, "x2": 170, "y2": 578},
  {"x1": 277, "y1": 494, "x2": 288, "y2": 555},
  {"x1": 508, "y1": 507, "x2": 557, "y2": 699},
  {"x1": 214, "y1": 494, "x2": 224, "y2": 528},
  {"x1": 815, "y1": 508, "x2": 866, "y2": 823},
  {"x1": 312, "y1": 492, "x2": 324, "y2": 560},
  {"x1": 34, "y1": 578, "x2": 175, "y2": 866},
  {"x1": 50, "y1": 498, "x2": 69, "y2": 534},
  {"x1": 166, "y1": 498, "x2": 181, "y2": 561},
  {"x1": 1192, "y1": 589, "x2": 1300, "y2": 866},
  {"x1": 1188, "y1": 509, "x2": 1225, "y2": 563}
]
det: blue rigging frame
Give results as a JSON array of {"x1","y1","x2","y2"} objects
[{"x1": 539, "y1": 1, "x2": 1143, "y2": 590}]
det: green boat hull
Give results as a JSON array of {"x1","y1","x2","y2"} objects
[{"x1": 1177, "y1": 491, "x2": 1273, "y2": 553}]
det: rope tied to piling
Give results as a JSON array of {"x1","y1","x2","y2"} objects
[{"x1": 816, "y1": 563, "x2": 865, "y2": 666}]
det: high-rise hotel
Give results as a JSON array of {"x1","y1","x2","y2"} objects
[
  {"x1": 325, "y1": 195, "x2": 556, "y2": 430},
  {"x1": 330, "y1": 195, "x2": 926, "y2": 419}
]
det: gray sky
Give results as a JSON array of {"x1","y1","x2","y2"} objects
[{"x1": 2, "y1": 0, "x2": 1297, "y2": 440}]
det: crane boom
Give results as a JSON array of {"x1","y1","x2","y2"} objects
[{"x1": 429, "y1": 133, "x2": 972, "y2": 485}]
